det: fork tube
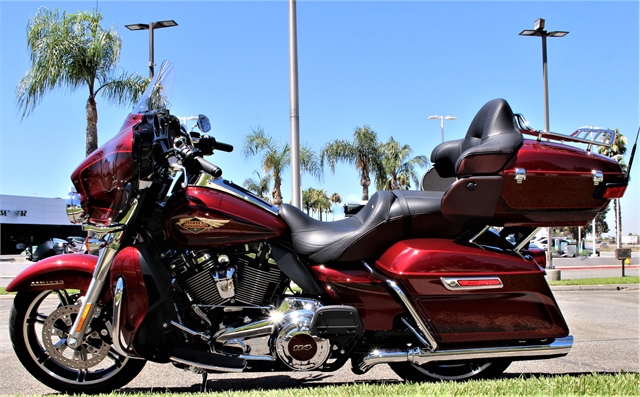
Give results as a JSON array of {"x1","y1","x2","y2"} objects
[{"x1": 66, "y1": 199, "x2": 139, "y2": 349}]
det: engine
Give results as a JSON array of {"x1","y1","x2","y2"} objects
[
  {"x1": 164, "y1": 245, "x2": 360, "y2": 372},
  {"x1": 166, "y1": 243, "x2": 289, "y2": 308}
]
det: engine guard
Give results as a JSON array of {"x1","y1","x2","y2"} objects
[{"x1": 5, "y1": 253, "x2": 97, "y2": 293}]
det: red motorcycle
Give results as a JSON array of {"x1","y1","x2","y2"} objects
[{"x1": 7, "y1": 61, "x2": 633, "y2": 393}]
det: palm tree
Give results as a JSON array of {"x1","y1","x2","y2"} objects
[
  {"x1": 377, "y1": 137, "x2": 429, "y2": 191},
  {"x1": 16, "y1": 7, "x2": 148, "y2": 157},
  {"x1": 243, "y1": 127, "x2": 322, "y2": 207},
  {"x1": 321, "y1": 125, "x2": 383, "y2": 201},
  {"x1": 242, "y1": 171, "x2": 272, "y2": 201},
  {"x1": 329, "y1": 192, "x2": 341, "y2": 220}
]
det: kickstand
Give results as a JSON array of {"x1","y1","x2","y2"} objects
[{"x1": 200, "y1": 371, "x2": 208, "y2": 392}]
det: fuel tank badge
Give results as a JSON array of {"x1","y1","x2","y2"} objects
[{"x1": 176, "y1": 217, "x2": 230, "y2": 234}]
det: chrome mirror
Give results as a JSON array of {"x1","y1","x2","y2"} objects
[{"x1": 197, "y1": 114, "x2": 211, "y2": 133}]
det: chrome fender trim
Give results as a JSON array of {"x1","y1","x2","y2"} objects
[
  {"x1": 356, "y1": 335, "x2": 573, "y2": 373},
  {"x1": 111, "y1": 277, "x2": 142, "y2": 359}
]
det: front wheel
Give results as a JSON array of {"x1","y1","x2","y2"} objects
[
  {"x1": 9, "y1": 290, "x2": 146, "y2": 394},
  {"x1": 389, "y1": 360, "x2": 511, "y2": 382}
]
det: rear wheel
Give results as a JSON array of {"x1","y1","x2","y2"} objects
[
  {"x1": 9, "y1": 290, "x2": 146, "y2": 394},
  {"x1": 389, "y1": 360, "x2": 511, "y2": 382}
]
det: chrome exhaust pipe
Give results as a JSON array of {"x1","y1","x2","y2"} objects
[{"x1": 356, "y1": 335, "x2": 573, "y2": 373}]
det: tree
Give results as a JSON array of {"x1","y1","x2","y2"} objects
[
  {"x1": 242, "y1": 171, "x2": 271, "y2": 201},
  {"x1": 243, "y1": 127, "x2": 322, "y2": 207},
  {"x1": 562, "y1": 205, "x2": 611, "y2": 242},
  {"x1": 330, "y1": 192, "x2": 342, "y2": 206},
  {"x1": 321, "y1": 125, "x2": 384, "y2": 201},
  {"x1": 302, "y1": 187, "x2": 332, "y2": 221},
  {"x1": 377, "y1": 136, "x2": 429, "y2": 190},
  {"x1": 17, "y1": 7, "x2": 148, "y2": 157}
]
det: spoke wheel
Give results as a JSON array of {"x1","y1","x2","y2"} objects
[
  {"x1": 389, "y1": 360, "x2": 511, "y2": 382},
  {"x1": 9, "y1": 290, "x2": 146, "y2": 394}
]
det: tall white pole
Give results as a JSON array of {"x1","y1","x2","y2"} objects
[
  {"x1": 289, "y1": 0, "x2": 301, "y2": 208},
  {"x1": 592, "y1": 217, "x2": 597, "y2": 257}
]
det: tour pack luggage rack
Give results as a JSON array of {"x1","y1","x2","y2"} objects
[{"x1": 514, "y1": 114, "x2": 616, "y2": 152}]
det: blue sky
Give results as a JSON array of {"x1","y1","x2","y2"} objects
[{"x1": 1, "y1": 0, "x2": 638, "y2": 236}]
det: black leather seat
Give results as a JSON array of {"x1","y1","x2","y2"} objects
[
  {"x1": 430, "y1": 98, "x2": 522, "y2": 178},
  {"x1": 279, "y1": 99, "x2": 522, "y2": 263},
  {"x1": 279, "y1": 190, "x2": 444, "y2": 263}
]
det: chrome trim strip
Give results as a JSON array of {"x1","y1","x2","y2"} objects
[
  {"x1": 363, "y1": 261, "x2": 438, "y2": 352},
  {"x1": 111, "y1": 278, "x2": 141, "y2": 358},
  {"x1": 357, "y1": 335, "x2": 573, "y2": 373},
  {"x1": 514, "y1": 227, "x2": 541, "y2": 252},
  {"x1": 238, "y1": 354, "x2": 276, "y2": 362},
  {"x1": 169, "y1": 356, "x2": 246, "y2": 373},
  {"x1": 440, "y1": 277, "x2": 504, "y2": 291},
  {"x1": 193, "y1": 173, "x2": 279, "y2": 216},
  {"x1": 468, "y1": 225, "x2": 491, "y2": 245}
]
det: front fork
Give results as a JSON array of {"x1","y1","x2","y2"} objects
[{"x1": 66, "y1": 199, "x2": 139, "y2": 350}]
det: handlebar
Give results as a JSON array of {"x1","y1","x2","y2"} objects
[
  {"x1": 176, "y1": 145, "x2": 223, "y2": 177},
  {"x1": 196, "y1": 135, "x2": 233, "y2": 154},
  {"x1": 195, "y1": 156, "x2": 222, "y2": 177}
]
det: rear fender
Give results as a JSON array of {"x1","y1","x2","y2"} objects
[{"x1": 5, "y1": 254, "x2": 97, "y2": 293}]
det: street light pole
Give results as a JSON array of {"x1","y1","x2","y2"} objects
[
  {"x1": 427, "y1": 115, "x2": 456, "y2": 143},
  {"x1": 519, "y1": 18, "x2": 568, "y2": 132},
  {"x1": 289, "y1": 0, "x2": 301, "y2": 209},
  {"x1": 125, "y1": 20, "x2": 178, "y2": 78}
]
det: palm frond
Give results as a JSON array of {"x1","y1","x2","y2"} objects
[{"x1": 97, "y1": 72, "x2": 150, "y2": 107}]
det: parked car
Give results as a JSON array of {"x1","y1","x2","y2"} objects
[
  {"x1": 66, "y1": 236, "x2": 102, "y2": 255},
  {"x1": 26, "y1": 238, "x2": 69, "y2": 262},
  {"x1": 530, "y1": 237, "x2": 577, "y2": 257}
]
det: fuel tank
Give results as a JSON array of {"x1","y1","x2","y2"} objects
[{"x1": 164, "y1": 174, "x2": 288, "y2": 248}]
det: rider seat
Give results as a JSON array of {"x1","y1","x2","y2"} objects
[{"x1": 280, "y1": 99, "x2": 523, "y2": 263}]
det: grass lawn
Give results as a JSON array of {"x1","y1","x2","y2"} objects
[
  {"x1": 549, "y1": 276, "x2": 639, "y2": 286},
  {"x1": 30, "y1": 373, "x2": 638, "y2": 397}
]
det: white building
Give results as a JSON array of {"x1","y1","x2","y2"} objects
[{"x1": 0, "y1": 194, "x2": 82, "y2": 254}]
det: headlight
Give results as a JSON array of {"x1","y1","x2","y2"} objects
[{"x1": 66, "y1": 192, "x2": 88, "y2": 224}]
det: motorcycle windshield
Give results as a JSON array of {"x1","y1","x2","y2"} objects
[{"x1": 132, "y1": 61, "x2": 175, "y2": 114}]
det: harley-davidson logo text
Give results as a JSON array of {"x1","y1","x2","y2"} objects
[{"x1": 176, "y1": 217, "x2": 230, "y2": 234}]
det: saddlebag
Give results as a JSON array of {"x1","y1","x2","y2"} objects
[{"x1": 374, "y1": 238, "x2": 570, "y2": 346}]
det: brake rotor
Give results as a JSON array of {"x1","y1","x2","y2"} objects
[{"x1": 41, "y1": 305, "x2": 110, "y2": 370}]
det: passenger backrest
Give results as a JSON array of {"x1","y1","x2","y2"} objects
[{"x1": 431, "y1": 99, "x2": 523, "y2": 178}]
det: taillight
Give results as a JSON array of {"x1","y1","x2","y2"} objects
[{"x1": 603, "y1": 185, "x2": 627, "y2": 199}]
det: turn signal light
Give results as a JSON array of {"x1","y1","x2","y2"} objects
[
  {"x1": 603, "y1": 186, "x2": 627, "y2": 199},
  {"x1": 458, "y1": 279, "x2": 502, "y2": 287}
]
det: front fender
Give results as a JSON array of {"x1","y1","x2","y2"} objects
[{"x1": 5, "y1": 254, "x2": 97, "y2": 293}]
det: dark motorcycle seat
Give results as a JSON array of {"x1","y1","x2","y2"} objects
[
  {"x1": 430, "y1": 98, "x2": 522, "y2": 178},
  {"x1": 280, "y1": 99, "x2": 522, "y2": 263},
  {"x1": 279, "y1": 190, "x2": 447, "y2": 263}
]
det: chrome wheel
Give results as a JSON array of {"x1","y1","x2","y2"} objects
[{"x1": 9, "y1": 290, "x2": 145, "y2": 394}]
